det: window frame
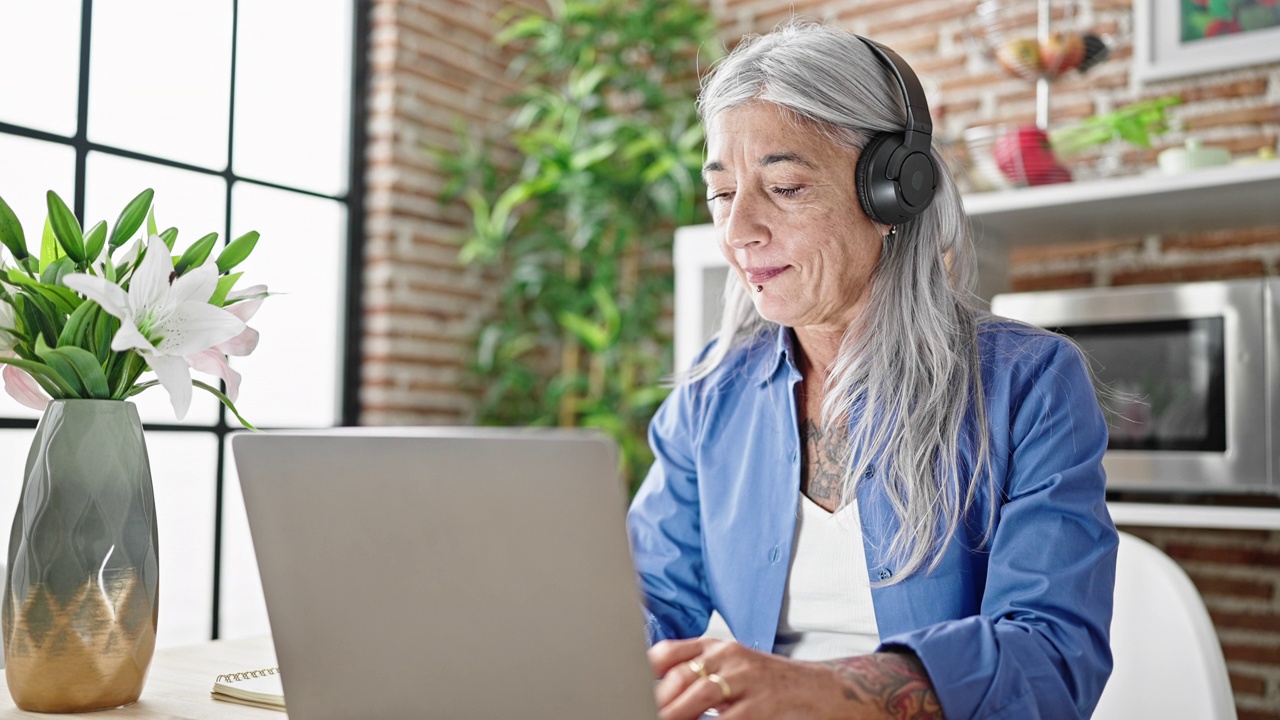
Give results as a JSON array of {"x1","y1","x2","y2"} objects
[{"x1": 0, "y1": 0, "x2": 367, "y2": 640}]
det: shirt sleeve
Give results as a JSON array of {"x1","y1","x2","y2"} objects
[
  {"x1": 626, "y1": 381, "x2": 713, "y2": 644},
  {"x1": 879, "y1": 339, "x2": 1118, "y2": 720}
]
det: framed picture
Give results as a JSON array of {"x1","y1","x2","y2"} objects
[{"x1": 1134, "y1": 0, "x2": 1280, "y2": 84}]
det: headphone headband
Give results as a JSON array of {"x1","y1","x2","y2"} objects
[
  {"x1": 851, "y1": 35, "x2": 938, "y2": 226},
  {"x1": 856, "y1": 37, "x2": 933, "y2": 151}
]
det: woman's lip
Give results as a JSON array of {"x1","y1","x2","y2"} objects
[{"x1": 746, "y1": 266, "x2": 788, "y2": 283}]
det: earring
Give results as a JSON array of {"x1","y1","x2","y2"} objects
[
  {"x1": 755, "y1": 285, "x2": 763, "y2": 293},
  {"x1": 883, "y1": 225, "x2": 897, "y2": 243}
]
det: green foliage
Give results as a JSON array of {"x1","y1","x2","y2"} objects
[
  {"x1": 1049, "y1": 96, "x2": 1181, "y2": 157},
  {"x1": 435, "y1": 0, "x2": 718, "y2": 491}
]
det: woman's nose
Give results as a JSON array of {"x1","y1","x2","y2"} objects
[{"x1": 722, "y1": 191, "x2": 770, "y2": 249}]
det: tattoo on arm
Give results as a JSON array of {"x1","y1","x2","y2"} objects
[
  {"x1": 820, "y1": 651, "x2": 943, "y2": 720},
  {"x1": 799, "y1": 418, "x2": 847, "y2": 508}
]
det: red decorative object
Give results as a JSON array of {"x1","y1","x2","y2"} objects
[{"x1": 992, "y1": 125, "x2": 1072, "y2": 186}]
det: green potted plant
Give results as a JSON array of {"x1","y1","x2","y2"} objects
[{"x1": 435, "y1": 0, "x2": 718, "y2": 491}]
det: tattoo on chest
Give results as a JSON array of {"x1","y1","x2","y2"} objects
[{"x1": 800, "y1": 418, "x2": 847, "y2": 510}]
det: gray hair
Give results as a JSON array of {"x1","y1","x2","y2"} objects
[{"x1": 686, "y1": 21, "x2": 993, "y2": 583}]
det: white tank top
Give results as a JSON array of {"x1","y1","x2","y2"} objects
[{"x1": 773, "y1": 495, "x2": 880, "y2": 660}]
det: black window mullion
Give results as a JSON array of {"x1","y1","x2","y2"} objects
[
  {"x1": 72, "y1": 0, "x2": 93, "y2": 221},
  {"x1": 342, "y1": 0, "x2": 371, "y2": 426}
]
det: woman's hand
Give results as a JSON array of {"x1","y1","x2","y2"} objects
[{"x1": 648, "y1": 638, "x2": 943, "y2": 720}]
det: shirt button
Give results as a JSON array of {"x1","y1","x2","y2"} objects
[
  {"x1": 769, "y1": 546, "x2": 781, "y2": 563},
  {"x1": 877, "y1": 568, "x2": 893, "y2": 581}
]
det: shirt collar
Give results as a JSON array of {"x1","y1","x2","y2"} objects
[{"x1": 758, "y1": 325, "x2": 801, "y2": 387}]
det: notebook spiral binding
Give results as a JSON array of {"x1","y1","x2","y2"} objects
[{"x1": 216, "y1": 667, "x2": 279, "y2": 683}]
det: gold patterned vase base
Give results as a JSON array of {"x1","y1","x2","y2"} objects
[{"x1": 4, "y1": 571, "x2": 157, "y2": 713}]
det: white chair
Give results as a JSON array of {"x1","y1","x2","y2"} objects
[{"x1": 1092, "y1": 531, "x2": 1237, "y2": 720}]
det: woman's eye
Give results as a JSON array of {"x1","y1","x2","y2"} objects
[
  {"x1": 706, "y1": 191, "x2": 732, "y2": 203},
  {"x1": 773, "y1": 186, "x2": 802, "y2": 197}
]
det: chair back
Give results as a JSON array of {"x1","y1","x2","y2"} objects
[{"x1": 1092, "y1": 531, "x2": 1236, "y2": 719}]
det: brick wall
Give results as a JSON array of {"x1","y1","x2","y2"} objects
[
  {"x1": 369, "y1": 0, "x2": 1280, "y2": 714},
  {"x1": 361, "y1": 0, "x2": 534, "y2": 425},
  {"x1": 1125, "y1": 527, "x2": 1280, "y2": 718}
]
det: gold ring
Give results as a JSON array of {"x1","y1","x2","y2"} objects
[
  {"x1": 706, "y1": 672, "x2": 732, "y2": 700},
  {"x1": 687, "y1": 658, "x2": 707, "y2": 679}
]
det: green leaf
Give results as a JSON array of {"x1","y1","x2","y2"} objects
[
  {"x1": 146, "y1": 204, "x2": 158, "y2": 238},
  {"x1": 175, "y1": 232, "x2": 218, "y2": 275},
  {"x1": 40, "y1": 255, "x2": 76, "y2": 287},
  {"x1": 210, "y1": 271, "x2": 243, "y2": 307},
  {"x1": 592, "y1": 285, "x2": 620, "y2": 342},
  {"x1": 42, "y1": 345, "x2": 110, "y2": 399},
  {"x1": 8, "y1": 268, "x2": 79, "y2": 315},
  {"x1": 57, "y1": 299, "x2": 97, "y2": 348},
  {"x1": 0, "y1": 195, "x2": 29, "y2": 261},
  {"x1": 33, "y1": 336, "x2": 83, "y2": 396},
  {"x1": 558, "y1": 311, "x2": 609, "y2": 351},
  {"x1": 93, "y1": 311, "x2": 117, "y2": 364},
  {"x1": 192, "y1": 380, "x2": 257, "y2": 430},
  {"x1": 569, "y1": 140, "x2": 618, "y2": 171},
  {"x1": 215, "y1": 231, "x2": 259, "y2": 273},
  {"x1": 46, "y1": 191, "x2": 86, "y2": 264},
  {"x1": 627, "y1": 385, "x2": 670, "y2": 410},
  {"x1": 83, "y1": 220, "x2": 108, "y2": 264},
  {"x1": 40, "y1": 216, "x2": 64, "y2": 270},
  {"x1": 568, "y1": 65, "x2": 610, "y2": 100},
  {"x1": 14, "y1": 293, "x2": 59, "y2": 349},
  {"x1": 494, "y1": 13, "x2": 546, "y2": 45},
  {"x1": 0, "y1": 356, "x2": 72, "y2": 398},
  {"x1": 109, "y1": 188, "x2": 154, "y2": 248},
  {"x1": 158, "y1": 227, "x2": 178, "y2": 250}
]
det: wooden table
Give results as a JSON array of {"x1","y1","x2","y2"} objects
[{"x1": 0, "y1": 636, "x2": 285, "y2": 718}]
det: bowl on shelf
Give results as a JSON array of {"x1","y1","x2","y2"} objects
[{"x1": 964, "y1": 123, "x2": 1072, "y2": 189}]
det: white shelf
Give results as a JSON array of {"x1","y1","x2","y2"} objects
[
  {"x1": 1109, "y1": 502, "x2": 1280, "y2": 530},
  {"x1": 962, "y1": 159, "x2": 1280, "y2": 246}
]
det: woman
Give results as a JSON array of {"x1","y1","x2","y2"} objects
[{"x1": 627, "y1": 21, "x2": 1117, "y2": 720}]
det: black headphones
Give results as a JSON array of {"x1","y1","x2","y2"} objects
[{"x1": 853, "y1": 36, "x2": 938, "y2": 227}]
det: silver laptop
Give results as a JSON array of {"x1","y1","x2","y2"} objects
[{"x1": 231, "y1": 428, "x2": 659, "y2": 720}]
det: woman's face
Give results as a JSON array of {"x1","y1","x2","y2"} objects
[{"x1": 703, "y1": 101, "x2": 885, "y2": 337}]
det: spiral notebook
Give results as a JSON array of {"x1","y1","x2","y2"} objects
[{"x1": 211, "y1": 667, "x2": 285, "y2": 712}]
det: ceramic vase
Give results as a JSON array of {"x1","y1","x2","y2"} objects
[{"x1": 2, "y1": 399, "x2": 159, "y2": 712}]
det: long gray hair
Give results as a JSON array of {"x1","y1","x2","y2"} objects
[{"x1": 688, "y1": 21, "x2": 993, "y2": 583}]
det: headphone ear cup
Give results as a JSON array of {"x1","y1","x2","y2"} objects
[{"x1": 855, "y1": 132, "x2": 899, "y2": 226}]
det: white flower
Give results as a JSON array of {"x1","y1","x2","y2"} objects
[
  {"x1": 183, "y1": 284, "x2": 269, "y2": 402},
  {"x1": 63, "y1": 235, "x2": 245, "y2": 420}
]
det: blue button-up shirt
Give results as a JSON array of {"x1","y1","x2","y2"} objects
[{"x1": 627, "y1": 320, "x2": 1117, "y2": 720}]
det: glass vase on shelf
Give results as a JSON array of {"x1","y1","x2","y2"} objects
[{"x1": 0, "y1": 190, "x2": 268, "y2": 712}]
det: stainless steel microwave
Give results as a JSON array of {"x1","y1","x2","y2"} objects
[{"x1": 992, "y1": 278, "x2": 1279, "y2": 495}]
